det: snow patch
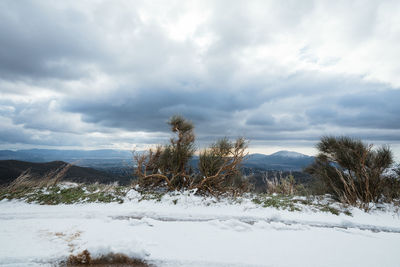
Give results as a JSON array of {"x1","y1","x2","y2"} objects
[{"x1": 270, "y1": 150, "x2": 309, "y2": 158}]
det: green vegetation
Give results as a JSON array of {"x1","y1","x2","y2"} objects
[
  {"x1": 137, "y1": 191, "x2": 165, "y2": 202},
  {"x1": 0, "y1": 184, "x2": 126, "y2": 205},
  {"x1": 251, "y1": 194, "x2": 350, "y2": 216},
  {"x1": 252, "y1": 194, "x2": 301, "y2": 211},
  {"x1": 0, "y1": 186, "x2": 35, "y2": 201},
  {"x1": 0, "y1": 180, "x2": 354, "y2": 216}
]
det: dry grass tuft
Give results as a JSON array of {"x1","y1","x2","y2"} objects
[
  {"x1": 65, "y1": 250, "x2": 150, "y2": 266},
  {"x1": 7, "y1": 163, "x2": 72, "y2": 191},
  {"x1": 7, "y1": 169, "x2": 34, "y2": 191},
  {"x1": 67, "y1": 249, "x2": 91, "y2": 265},
  {"x1": 265, "y1": 172, "x2": 296, "y2": 195}
]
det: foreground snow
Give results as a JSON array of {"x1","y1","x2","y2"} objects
[{"x1": 1, "y1": 190, "x2": 400, "y2": 266}]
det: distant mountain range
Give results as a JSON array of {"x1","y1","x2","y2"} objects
[
  {"x1": 0, "y1": 149, "x2": 134, "y2": 169},
  {"x1": 244, "y1": 151, "x2": 314, "y2": 171},
  {"x1": 0, "y1": 160, "x2": 132, "y2": 186},
  {"x1": 0, "y1": 149, "x2": 315, "y2": 171},
  {"x1": 0, "y1": 149, "x2": 132, "y2": 161}
]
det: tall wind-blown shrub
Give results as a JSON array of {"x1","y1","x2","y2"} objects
[
  {"x1": 134, "y1": 116, "x2": 248, "y2": 194},
  {"x1": 134, "y1": 115, "x2": 195, "y2": 190}
]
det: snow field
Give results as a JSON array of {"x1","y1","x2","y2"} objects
[{"x1": 1, "y1": 189, "x2": 400, "y2": 266}]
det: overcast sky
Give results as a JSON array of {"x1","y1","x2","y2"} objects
[{"x1": 1, "y1": 0, "x2": 400, "y2": 157}]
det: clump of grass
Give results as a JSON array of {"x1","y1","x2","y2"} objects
[
  {"x1": 22, "y1": 185, "x2": 126, "y2": 205},
  {"x1": 64, "y1": 249, "x2": 150, "y2": 266},
  {"x1": 308, "y1": 198, "x2": 352, "y2": 216},
  {"x1": 138, "y1": 191, "x2": 165, "y2": 202},
  {"x1": 0, "y1": 184, "x2": 34, "y2": 201},
  {"x1": 318, "y1": 205, "x2": 340, "y2": 215},
  {"x1": 83, "y1": 182, "x2": 126, "y2": 204},
  {"x1": 252, "y1": 194, "x2": 352, "y2": 216},
  {"x1": 85, "y1": 191, "x2": 124, "y2": 204},
  {"x1": 252, "y1": 194, "x2": 301, "y2": 212},
  {"x1": 343, "y1": 209, "x2": 353, "y2": 216},
  {"x1": 26, "y1": 186, "x2": 86, "y2": 204}
]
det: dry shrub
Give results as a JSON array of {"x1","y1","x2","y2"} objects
[
  {"x1": 381, "y1": 165, "x2": 400, "y2": 201},
  {"x1": 306, "y1": 136, "x2": 393, "y2": 210},
  {"x1": 134, "y1": 115, "x2": 195, "y2": 190},
  {"x1": 197, "y1": 137, "x2": 248, "y2": 194},
  {"x1": 66, "y1": 250, "x2": 149, "y2": 266},
  {"x1": 134, "y1": 115, "x2": 249, "y2": 195}
]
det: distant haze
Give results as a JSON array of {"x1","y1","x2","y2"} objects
[
  {"x1": 0, "y1": 1, "x2": 400, "y2": 159},
  {"x1": 0, "y1": 149, "x2": 315, "y2": 171}
]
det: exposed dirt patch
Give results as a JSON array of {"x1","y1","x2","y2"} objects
[{"x1": 46, "y1": 230, "x2": 82, "y2": 252}]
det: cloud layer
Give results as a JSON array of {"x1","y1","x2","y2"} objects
[{"x1": 1, "y1": 0, "x2": 400, "y2": 156}]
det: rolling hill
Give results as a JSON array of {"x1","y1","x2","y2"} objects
[{"x1": 0, "y1": 160, "x2": 133, "y2": 186}]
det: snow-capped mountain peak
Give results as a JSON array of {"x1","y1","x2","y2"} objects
[{"x1": 270, "y1": 150, "x2": 308, "y2": 158}]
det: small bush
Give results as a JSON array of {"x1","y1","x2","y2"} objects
[{"x1": 381, "y1": 164, "x2": 400, "y2": 201}]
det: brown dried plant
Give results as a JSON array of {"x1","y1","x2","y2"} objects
[
  {"x1": 134, "y1": 115, "x2": 195, "y2": 190},
  {"x1": 306, "y1": 136, "x2": 393, "y2": 210},
  {"x1": 134, "y1": 115, "x2": 249, "y2": 194},
  {"x1": 197, "y1": 137, "x2": 248, "y2": 194},
  {"x1": 7, "y1": 163, "x2": 72, "y2": 191}
]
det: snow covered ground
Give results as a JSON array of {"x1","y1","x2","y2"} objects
[{"x1": 1, "y1": 189, "x2": 400, "y2": 267}]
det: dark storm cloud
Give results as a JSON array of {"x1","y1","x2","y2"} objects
[
  {"x1": 305, "y1": 88, "x2": 400, "y2": 130},
  {"x1": 0, "y1": 0, "x2": 400, "y2": 152},
  {"x1": 0, "y1": 123, "x2": 80, "y2": 147},
  {"x1": 61, "y1": 72, "x2": 400, "y2": 141},
  {"x1": 63, "y1": 87, "x2": 253, "y2": 133},
  {"x1": 0, "y1": 1, "x2": 106, "y2": 80}
]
